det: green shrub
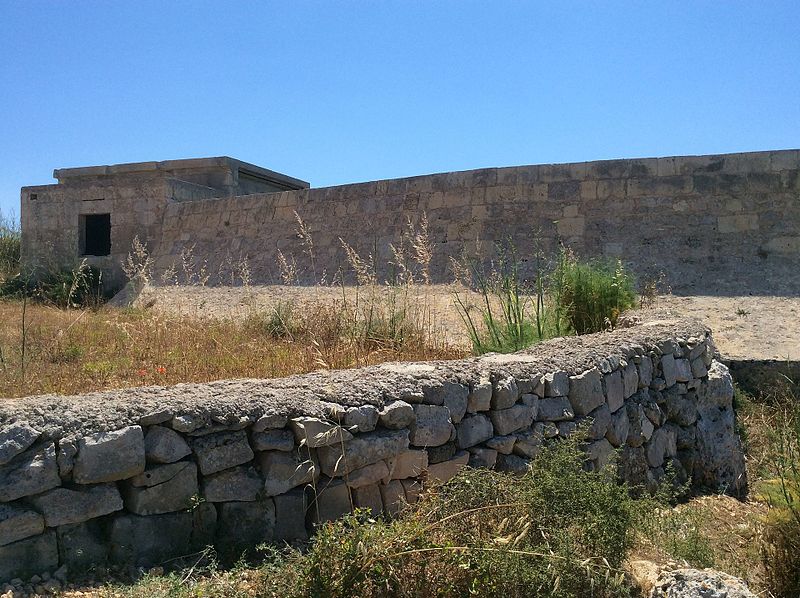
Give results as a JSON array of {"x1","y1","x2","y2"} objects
[
  {"x1": 551, "y1": 249, "x2": 637, "y2": 335},
  {"x1": 0, "y1": 213, "x2": 20, "y2": 281},
  {"x1": 0, "y1": 262, "x2": 107, "y2": 308}
]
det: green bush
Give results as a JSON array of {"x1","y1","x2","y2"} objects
[
  {"x1": 0, "y1": 262, "x2": 107, "y2": 308},
  {"x1": 551, "y1": 249, "x2": 637, "y2": 335},
  {"x1": 0, "y1": 213, "x2": 20, "y2": 281}
]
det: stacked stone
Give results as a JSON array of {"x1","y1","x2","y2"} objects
[{"x1": 0, "y1": 328, "x2": 745, "y2": 582}]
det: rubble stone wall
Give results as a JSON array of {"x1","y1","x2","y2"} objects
[
  {"x1": 0, "y1": 320, "x2": 746, "y2": 582},
  {"x1": 152, "y1": 149, "x2": 800, "y2": 293}
]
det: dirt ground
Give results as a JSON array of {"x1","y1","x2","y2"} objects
[{"x1": 136, "y1": 284, "x2": 800, "y2": 362}]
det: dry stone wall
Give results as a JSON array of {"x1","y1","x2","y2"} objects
[
  {"x1": 152, "y1": 149, "x2": 800, "y2": 293},
  {"x1": 0, "y1": 319, "x2": 746, "y2": 583}
]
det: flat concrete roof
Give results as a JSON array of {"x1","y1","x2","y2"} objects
[{"x1": 53, "y1": 156, "x2": 309, "y2": 189}]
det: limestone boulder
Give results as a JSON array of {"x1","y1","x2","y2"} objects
[
  {"x1": 427, "y1": 450, "x2": 469, "y2": 484},
  {"x1": 0, "y1": 443, "x2": 61, "y2": 501},
  {"x1": 604, "y1": 370, "x2": 624, "y2": 412},
  {"x1": 534, "y1": 397, "x2": 571, "y2": 422},
  {"x1": 569, "y1": 368, "x2": 605, "y2": 415},
  {"x1": 456, "y1": 414, "x2": 494, "y2": 449},
  {"x1": 216, "y1": 500, "x2": 276, "y2": 560},
  {"x1": 409, "y1": 405, "x2": 453, "y2": 447},
  {"x1": 144, "y1": 426, "x2": 191, "y2": 464},
  {"x1": 378, "y1": 400, "x2": 415, "y2": 429},
  {"x1": 250, "y1": 428, "x2": 295, "y2": 452},
  {"x1": 544, "y1": 371, "x2": 569, "y2": 397},
  {"x1": 343, "y1": 405, "x2": 380, "y2": 433},
  {"x1": 290, "y1": 417, "x2": 353, "y2": 448},
  {"x1": 202, "y1": 465, "x2": 263, "y2": 502},
  {"x1": 123, "y1": 462, "x2": 198, "y2": 515},
  {"x1": 345, "y1": 460, "x2": 391, "y2": 488},
  {"x1": 0, "y1": 423, "x2": 41, "y2": 466},
  {"x1": 258, "y1": 449, "x2": 318, "y2": 497},
  {"x1": 191, "y1": 430, "x2": 254, "y2": 476},
  {"x1": 110, "y1": 511, "x2": 193, "y2": 566},
  {"x1": 466, "y1": 377, "x2": 492, "y2": 413},
  {"x1": 388, "y1": 450, "x2": 428, "y2": 480},
  {"x1": 273, "y1": 489, "x2": 308, "y2": 541},
  {"x1": 0, "y1": 504, "x2": 45, "y2": 547},
  {"x1": 73, "y1": 426, "x2": 146, "y2": 484},
  {"x1": 31, "y1": 482, "x2": 123, "y2": 526},
  {"x1": 0, "y1": 530, "x2": 58, "y2": 582},
  {"x1": 649, "y1": 568, "x2": 756, "y2": 598},
  {"x1": 490, "y1": 403, "x2": 535, "y2": 435},
  {"x1": 491, "y1": 376, "x2": 519, "y2": 410},
  {"x1": 317, "y1": 429, "x2": 409, "y2": 477}
]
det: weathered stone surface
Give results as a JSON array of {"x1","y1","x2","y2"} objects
[
  {"x1": 0, "y1": 503, "x2": 44, "y2": 547},
  {"x1": 663, "y1": 389, "x2": 698, "y2": 426},
  {"x1": 427, "y1": 450, "x2": 469, "y2": 484},
  {"x1": 31, "y1": 482, "x2": 122, "y2": 526},
  {"x1": 467, "y1": 377, "x2": 492, "y2": 413},
  {"x1": 693, "y1": 362, "x2": 747, "y2": 495},
  {"x1": 427, "y1": 441, "x2": 456, "y2": 463},
  {"x1": 388, "y1": 449, "x2": 428, "y2": 479},
  {"x1": 443, "y1": 389, "x2": 468, "y2": 424},
  {"x1": 637, "y1": 356, "x2": 653, "y2": 389},
  {"x1": 569, "y1": 368, "x2": 605, "y2": 415},
  {"x1": 57, "y1": 517, "x2": 109, "y2": 571},
  {"x1": 216, "y1": 500, "x2": 275, "y2": 559},
  {"x1": 129, "y1": 461, "x2": 188, "y2": 487},
  {"x1": 587, "y1": 438, "x2": 615, "y2": 470},
  {"x1": 661, "y1": 354, "x2": 678, "y2": 387},
  {"x1": 251, "y1": 428, "x2": 295, "y2": 452},
  {"x1": 73, "y1": 426, "x2": 145, "y2": 484},
  {"x1": 311, "y1": 478, "x2": 352, "y2": 523},
  {"x1": 456, "y1": 414, "x2": 494, "y2": 449},
  {"x1": 123, "y1": 462, "x2": 197, "y2": 515},
  {"x1": 139, "y1": 410, "x2": 171, "y2": 426},
  {"x1": 318, "y1": 429, "x2": 409, "y2": 477},
  {"x1": 422, "y1": 380, "x2": 469, "y2": 408},
  {"x1": 109, "y1": 511, "x2": 193, "y2": 566},
  {"x1": 380, "y1": 480, "x2": 406, "y2": 516},
  {"x1": 491, "y1": 376, "x2": 519, "y2": 410},
  {"x1": 490, "y1": 403, "x2": 535, "y2": 435},
  {"x1": 344, "y1": 405, "x2": 380, "y2": 433},
  {"x1": 352, "y1": 484, "x2": 383, "y2": 516},
  {"x1": 56, "y1": 438, "x2": 77, "y2": 479},
  {"x1": 0, "y1": 423, "x2": 40, "y2": 466},
  {"x1": 618, "y1": 446, "x2": 649, "y2": 489},
  {"x1": 252, "y1": 414, "x2": 289, "y2": 433},
  {"x1": 544, "y1": 371, "x2": 569, "y2": 397},
  {"x1": 649, "y1": 567, "x2": 756, "y2": 598},
  {"x1": 675, "y1": 425, "x2": 696, "y2": 450},
  {"x1": 401, "y1": 478, "x2": 423, "y2": 504},
  {"x1": 626, "y1": 403, "x2": 654, "y2": 448},
  {"x1": 191, "y1": 430, "x2": 254, "y2": 475},
  {"x1": 585, "y1": 404, "x2": 612, "y2": 440},
  {"x1": 486, "y1": 435, "x2": 516, "y2": 454},
  {"x1": 258, "y1": 449, "x2": 318, "y2": 496},
  {"x1": 144, "y1": 425, "x2": 191, "y2": 464},
  {"x1": 604, "y1": 370, "x2": 624, "y2": 412},
  {"x1": 536, "y1": 397, "x2": 573, "y2": 422},
  {"x1": 0, "y1": 530, "x2": 58, "y2": 581},
  {"x1": 513, "y1": 428, "x2": 543, "y2": 458},
  {"x1": 289, "y1": 417, "x2": 353, "y2": 448},
  {"x1": 409, "y1": 405, "x2": 452, "y2": 447},
  {"x1": 646, "y1": 427, "x2": 677, "y2": 469},
  {"x1": 675, "y1": 359, "x2": 692, "y2": 383},
  {"x1": 378, "y1": 400, "x2": 415, "y2": 429},
  {"x1": 468, "y1": 447, "x2": 498, "y2": 469},
  {"x1": 346, "y1": 460, "x2": 391, "y2": 488},
  {"x1": 622, "y1": 362, "x2": 639, "y2": 398},
  {"x1": 191, "y1": 502, "x2": 217, "y2": 551},
  {"x1": 203, "y1": 465, "x2": 262, "y2": 502},
  {"x1": 606, "y1": 408, "x2": 630, "y2": 447},
  {"x1": 273, "y1": 489, "x2": 308, "y2": 541},
  {"x1": 0, "y1": 442, "x2": 61, "y2": 506},
  {"x1": 557, "y1": 420, "x2": 577, "y2": 437},
  {"x1": 690, "y1": 357, "x2": 708, "y2": 379}
]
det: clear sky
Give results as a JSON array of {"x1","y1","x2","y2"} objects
[{"x1": 1, "y1": 1, "x2": 798, "y2": 221}]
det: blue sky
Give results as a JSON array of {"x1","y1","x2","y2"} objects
[{"x1": 1, "y1": 1, "x2": 798, "y2": 220}]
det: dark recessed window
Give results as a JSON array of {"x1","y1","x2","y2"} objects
[
  {"x1": 29, "y1": 193, "x2": 37, "y2": 200},
  {"x1": 80, "y1": 214, "x2": 111, "y2": 256}
]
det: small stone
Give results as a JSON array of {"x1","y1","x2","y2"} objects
[
  {"x1": 191, "y1": 430, "x2": 254, "y2": 476},
  {"x1": 569, "y1": 368, "x2": 605, "y2": 416},
  {"x1": 606, "y1": 408, "x2": 630, "y2": 447},
  {"x1": 343, "y1": 405, "x2": 380, "y2": 433},
  {"x1": 144, "y1": 426, "x2": 191, "y2": 464},
  {"x1": 378, "y1": 401, "x2": 415, "y2": 429},
  {"x1": 557, "y1": 421, "x2": 577, "y2": 437},
  {"x1": 56, "y1": 440, "x2": 77, "y2": 479},
  {"x1": 0, "y1": 424, "x2": 41, "y2": 466},
  {"x1": 202, "y1": 465, "x2": 262, "y2": 502},
  {"x1": 252, "y1": 414, "x2": 289, "y2": 433},
  {"x1": 584, "y1": 404, "x2": 612, "y2": 440},
  {"x1": 139, "y1": 410, "x2": 172, "y2": 426},
  {"x1": 691, "y1": 357, "x2": 708, "y2": 379},
  {"x1": 250, "y1": 429, "x2": 295, "y2": 452},
  {"x1": 544, "y1": 372, "x2": 570, "y2": 397},
  {"x1": 491, "y1": 376, "x2": 519, "y2": 410},
  {"x1": 345, "y1": 460, "x2": 391, "y2": 488},
  {"x1": 422, "y1": 381, "x2": 469, "y2": 408},
  {"x1": 467, "y1": 377, "x2": 492, "y2": 413},
  {"x1": 675, "y1": 359, "x2": 692, "y2": 383},
  {"x1": 289, "y1": 417, "x2": 353, "y2": 448},
  {"x1": 646, "y1": 427, "x2": 677, "y2": 468},
  {"x1": 443, "y1": 389, "x2": 468, "y2": 424},
  {"x1": 409, "y1": 405, "x2": 453, "y2": 447},
  {"x1": 258, "y1": 450, "x2": 318, "y2": 497},
  {"x1": 661, "y1": 354, "x2": 678, "y2": 387},
  {"x1": 31, "y1": 483, "x2": 123, "y2": 527},
  {"x1": 73, "y1": 426, "x2": 146, "y2": 484},
  {"x1": 513, "y1": 427, "x2": 544, "y2": 458}
]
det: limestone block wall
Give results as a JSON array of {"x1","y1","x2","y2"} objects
[
  {"x1": 152, "y1": 149, "x2": 800, "y2": 293},
  {"x1": 0, "y1": 320, "x2": 746, "y2": 582}
]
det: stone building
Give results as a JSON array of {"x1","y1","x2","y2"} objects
[{"x1": 20, "y1": 157, "x2": 308, "y2": 289}]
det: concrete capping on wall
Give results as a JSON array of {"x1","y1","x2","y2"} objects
[{"x1": 0, "y1": 319, "x2": 746, "y2": 581}]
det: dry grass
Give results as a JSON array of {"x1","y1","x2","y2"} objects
[{"x1": 0, "y1": 299, "x2": 466, "y2": 399}]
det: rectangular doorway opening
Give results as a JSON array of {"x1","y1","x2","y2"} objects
[{"x1": 80, "y1": 214, "x2": 111, "y2": 256}]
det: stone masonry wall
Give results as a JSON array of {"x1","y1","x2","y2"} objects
[
  {"x1": 152, "y1": 149, "x2": 800, "y2": 294},
  {"x1": 0, "y1": 319, "x2": 746, "y2": 584}
]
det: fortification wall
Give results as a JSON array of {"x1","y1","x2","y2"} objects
[
  {"x1": 0, "y1": 319, "x2": 746, "y2": 582},
  {"x1": 152, "y1": 149, "x2": 800, "y2": 294}
]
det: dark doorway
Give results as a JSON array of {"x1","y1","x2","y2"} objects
[{"x1": 81, "y1": 214, "x2": 111, "y2": 256}]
